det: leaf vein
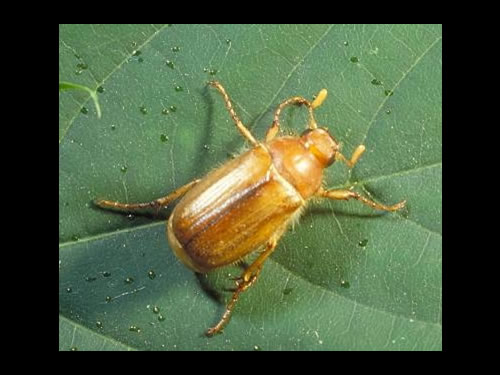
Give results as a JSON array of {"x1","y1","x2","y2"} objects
[
  {"x1": 412, "y1": 232, "x2": 432, "y2": 267},
  {"x1": 59, "y1": 315, "x2": 136, "y2": 351},
  {"x1": 252, "y1": 24, "x2": 336, "y2": 129},
  {"x1": 59, "y1": 220, "x2": 441, "y2": 329},
  {"x1": 59, "y1": 24, "x2": 170, "y2": 144},
  {"x1": 360, "y1": 34, "x2": 442, "y2": 146}
]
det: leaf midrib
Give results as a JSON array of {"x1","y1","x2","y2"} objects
[{"x1": 59, "y1": 160, "x2": 441, "y2": 249}]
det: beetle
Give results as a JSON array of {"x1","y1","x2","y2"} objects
[{"x1": 96, "y1": 81, "x2": 406, "y2": 336}]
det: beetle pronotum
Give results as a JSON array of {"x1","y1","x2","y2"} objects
[{"x1": 96, "y1": 81, "x2": 406, "y2": 336}]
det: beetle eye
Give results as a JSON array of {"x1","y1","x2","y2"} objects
[
  {"x1": 300, "y1": 128, "x2": 314, "y2": 137},
  {"x1": 300, "y1": 128, "x2": 338, "y2": 167}
]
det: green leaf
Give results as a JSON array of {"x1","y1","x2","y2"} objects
[
  {"x1": 59, "y1": 315, "x2": 134, "y2": 351},
  {"x1": 59, "y1": 24, "x2": 442, "y2": 351}
]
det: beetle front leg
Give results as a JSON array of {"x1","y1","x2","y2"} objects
[
  {"x1": 317, "y1": 187, "x2": 406, "y2": 212},
  {"x1": 205, "y1": 237, "x2": 279, "y2": 337},
  {"x1": 95, "y1": 179, "x2": 200, "y2": 214},
  {"x1": 335, "y1": 144, "x2": 366, "y2": 169},
  {"x1": 208, "y1": 81, "x2": 259, "y2": 146},
  {"x1": 266, "y1": 88, "x2": 329, "y2": 142},
  {"x1": 266, "y1": 96, "x2": 312, "y2": 141}
]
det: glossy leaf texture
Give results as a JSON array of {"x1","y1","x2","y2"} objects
[{"x1": 59, "y1": 24, "x2": 442, "y2": 351}]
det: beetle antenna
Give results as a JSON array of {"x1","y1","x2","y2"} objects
[{"x1": 311, "y1": 89, "x2": 327, "y2": 109}]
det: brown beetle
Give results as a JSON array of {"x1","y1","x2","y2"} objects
[{"x1": 96, "y1": 81, "x2": 406, "y2": 336}]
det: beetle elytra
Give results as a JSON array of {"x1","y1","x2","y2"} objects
[{"x1": 96, "y1": 81, "x2": 406, "y2": 336}]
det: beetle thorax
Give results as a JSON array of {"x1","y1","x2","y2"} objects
[{"x1": 267, "y1": 135, "x2": 329, "y2": 199}]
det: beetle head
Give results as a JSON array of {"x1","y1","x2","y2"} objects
[{"x1": 300, "y1": 127, "x2": 339, "y2": 167}]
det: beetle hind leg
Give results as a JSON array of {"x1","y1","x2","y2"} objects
[
  {"x1": 94, "y1": 179, "x2": 200, "y2": 215},
  {"x1": 335, "y1": 144, "x2": 366, "y2": 168},
  {"x1": 205, "y1": 237, "x2": 279, "y2": 337}
]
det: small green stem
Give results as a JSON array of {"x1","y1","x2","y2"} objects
[{"x1": 59, "y1": 81, "x2": 102, "y2": 118}]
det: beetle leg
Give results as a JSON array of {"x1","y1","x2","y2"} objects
[
  {"x1": 95, "y1": 179, "x2": 200, "y2": 214},
  {"x1": 266, "y1": 96, "x2": 312, "y2": 141},
  {"x1": 238, "y1": 238, "x2": 278, "y2": 289},
  {"x1": 205, "y1": 237, "x2": 279, "y2": 337},
  {"x1": 208, "y1": 81, "x2": 258, "y2": 146},
  {"x1": 266, "y1": 88, "x2": 328, "y2": 142},
  {"x1": 335, "y1": 145, "x2": 366, "y2": 168},
  {"x1": 317, "y1": 187, "x2": 406, "y2": 212}
]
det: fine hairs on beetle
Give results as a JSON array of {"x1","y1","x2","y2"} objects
[{"x1": 96, "y1": 81, "x2": 406, "y2": 336}]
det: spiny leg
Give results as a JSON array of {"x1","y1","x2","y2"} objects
[
  {"x1": 208, "y1": 81, "x2": 258, "y2": 146},
  {"x1": 266, "y1": 96, "x2": 311, "y2": 141},
  {"x1": 266, "y1": 88, "x2": 328, "y2": 142},
  {"x1": 319, "y1": 142, "x2": 405, "y2": 210},
  {"x1": 336, "y1": 144, "x2": 366, "y2": 168},
  {"x1": 205, "y1": 237, "x2": 279, "y2": 337},
  {"x1": 317, "y1": 187, "x2": 406, "y2": 212},
  {"x1": 95, "y1": 179, "x2": 200, "y2": 214}
]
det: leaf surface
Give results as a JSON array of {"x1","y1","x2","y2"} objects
[{"x1": 59, "y1": 24, "x2": 442, "y2": 350}]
